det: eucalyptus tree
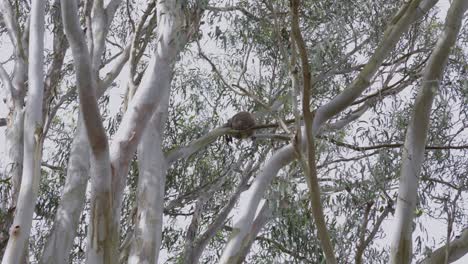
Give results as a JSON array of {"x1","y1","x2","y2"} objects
[{"x1": 0, "y1": 0, "x2": 467, "y2": 263}]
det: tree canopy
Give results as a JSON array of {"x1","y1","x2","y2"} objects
[{"x1": 0, "y1": 0, "x2": 467, "y2": 263}]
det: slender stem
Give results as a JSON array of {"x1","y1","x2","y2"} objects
[{"x1": 290, "y1": 0, "x2": 336, "y2": 263}]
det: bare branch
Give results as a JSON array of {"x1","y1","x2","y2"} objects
[
  {"x1": 42, "y1": 0, "x2": 69, "y2": 124},
  {"x1": 101, "y1": 42, "x2": 131, "y2": 88},
  {"x1": 323, "y1": 137, "x2": 468, "y2": 151},
  {"x1": 42, "y1": 86, "x2": 76, "y2": 139},
  {"x1": 165, "y1": 127, "x2": 228, "y2": 163},
  {"x1": 61, "y1": 0, "x2": 108, "y2": 154},
  {"x1": 0, "y1": 0, "x2": 25, "y2": 58},
  {"x1": 193, "y1": 161, "x2": 257, "y2": 254},
  {"x1": 237, "y1": 202, "x2": 274, "y2": 262},
  {"x1": 41, "y1": 162, "x2": 63, "y2": 171},
  {"x1": 290, "y1": 0, "x2": 336, "y2": 262},
  {"x1": 165, "y1": 125, "x2": 273, "y2": 164},
  {"x1": 420, "y1": 228, "x2": 468, "y2": 264},
  {"x1": 197, "y1": 44, "x2": 270, "y2": 109},
  {"x1": 356, "y1": 202, "x2": 392, "y2": 263},
  {"x1": 312, "y1": 0, "x2": 439, "y2": 134},
  {"x1": 0, "y1": 63, "x2": 14, "y2": 99}
]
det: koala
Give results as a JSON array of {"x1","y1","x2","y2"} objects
[{"x1": 224, "y1": 111, "x2": 256, "y2": 143}]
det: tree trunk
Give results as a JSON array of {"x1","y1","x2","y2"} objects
[
  {"x1": 128, "y1": 87, "x2": 170, "y2": 263},
  {"x1": 40, "y1": 118, "x2": 90, "y2": 264},
  {"x1": 4, "y1": 105, "x2": 24, "y2": 209},
  {"x1": 390, "y1": 0, "x2": 468, "y2": 262},
  {"x1": 1, "y1": 0, "x2": 46, "y2": 261}
]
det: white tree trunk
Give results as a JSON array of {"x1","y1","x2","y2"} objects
[
  {"x1": 0, "y1": 0, "x2": 27, "y2": 259},
  {"x1": 0, "y1": 0, "x2": 28, "y2": 210},
  {"x1": 61, "y1": 0, "x2": 114, "y2": 261},
  {"x1": 1, "y1": 0, "x2": 46, "y2": 261},
  {"x1": 61, "y1": 0, "x2": 191, "y2": 262},
  {"x1": 40, "y1": 118, "x2": 90, "y2": 264},
  {"x1": 41, "y1": 1, "x2": 127, "y2": 260},
  {"x1": 128, "y1": 88, "x2": 170, "y2": 263},
  {"x1": 109, "y1": 0, "x2": 186, "y2": 208},
  {"x1": 390, "y1": 1, "x2": 468, "y2": 262},
  {"x1": 108, "y1": 2, "x2": 187, "y2": 261},
  {"x1": 124, "y1": 2, "x2": 193, "y2": 260},
  {"x1": 219, "y1": 146, "x2": 295, "y2": 263},
  {"x1": 4, "y1": 105, "x2": 24, "y2": 208}
]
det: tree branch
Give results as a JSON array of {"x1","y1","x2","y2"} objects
[
  {"x1": 61, "y1": 0, "x2": 109, "y2": 154},
  {"x1": 390, "y1": 0, "x2": 468, "y2": 261},
  {"x1": 0, "y1": 0, "x2": 25, "y2": 59},
  {"x1": 205, "y1": 5, "x2": 260, "y2": 22},
  {"x1": 312, "y1": 0, "x2": 439, "y2": 134},
  {"x1": 290, "y1": 0, "x2": 337, "y2": 262},
  {"x1": 420, "y1": 228, "x2": 468, "y2": 264},
  {"x1": 323, "y1": 137, "x2": 468, "y2": 151},
  {"x1": 101, "y1": 42, "x2": 131, "y2": 88},
  {"x1": 0, "y1": 63, "x2": 14, "y2": 99}
]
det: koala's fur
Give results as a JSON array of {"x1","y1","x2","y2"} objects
[{"x1": 224, "y1": 111, "x2": 256, "y2": 142}]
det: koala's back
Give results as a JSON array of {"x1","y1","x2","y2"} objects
[{"x1": 229, "y1": 112, "x2": 255, "y2": 130}]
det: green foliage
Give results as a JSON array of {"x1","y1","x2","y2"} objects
[{"x1": 3, "y1": 0, "x2": 467, "y2": 263}]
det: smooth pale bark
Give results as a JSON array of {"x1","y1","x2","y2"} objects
[
  {"x1": 90, "y1": 0, "x2": 123, "y2": 72},
  {"x1": 0, "y1": 0, "x2": 25, "y2": 58},
  {"x1": 4, "y1": 105, "x2": 24, "y2": 207},
  {"x1": 420, "y1": 229, "x2": 468, "y2": 264},
  {"x1": 40, "y1": 48, "x2": 129, "y2": 261},
  {"x1": 184, "y1": 159, "x2": 255, "y2": 264},
  {"x1": 41, "y1": 1, "x2": 130, "y2": 256},
  {"x1": 40, "y1": 119, "x2": 89, "y2": 264},
  {"x1": 313, "y1": 0, "x2": 438, "y2": 129},
  {"x1": 1, "y1": 0, "x2": 46, "y2": 262},
  {"x1": 291, "y1": 0, "x2": 336, "y2": 262},
  {"x1": 108, "y1": 2, "x2": 189, "y2": 258},
  {"x1": 0, "y1": 94, "x2": 25, "y2": 260},
  {"x1": 128, "y1": 86, "x2": 170, "y2": 263},
  {"x1": 61, "y1": 0, "x2": 191, "y2": 262},
  {"x1": 236, "y1": 202, "x2": 272, "y2": 262},
  {"x1": 0, "y1": 1, "x2": 27, "y2": 258},
  {"x1": 61, "y1": 0, "x2": 115, "y2": 262},
  {"x1": 220, "y1": 0, "x2": 438, "y2": 261},
  {"x1": 41, "y1": 4, "x2": 130, "y2": 260},
  {"x1": 124, "y1": 1, "x2": 196, "y2": 256},
  {"x1": 0, "y1": 0, "x2": 27, "y2": 211},
  {"x1": 390, "y1": 1, "x2": 468, "y2": 263},
  {"x1": 219, "y1": 145, "x2": 295, "y2": 263}
]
